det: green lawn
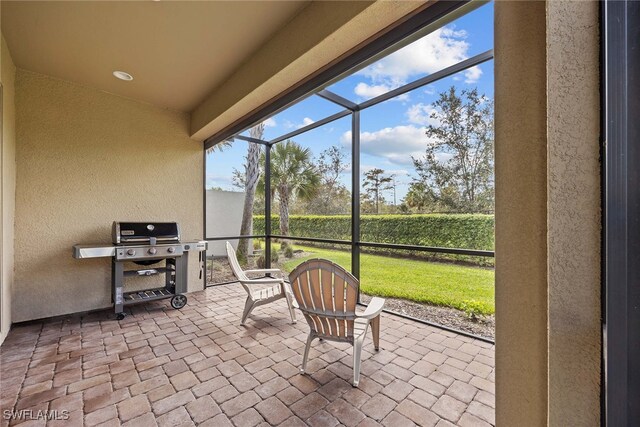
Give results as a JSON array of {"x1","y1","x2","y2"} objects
[{"x1": 282, "y1": 244, "x2": 495, "y2": 315}]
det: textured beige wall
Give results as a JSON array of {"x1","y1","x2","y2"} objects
[
  {"x1": 546, "y1": 1, "x2": 601, "y2": 424},
  {"x1": 496, "y1": 1, "x2": 601, "y2": 425},
  {"x1": 495, "y1": 2, "x2": 549, "y2": 425},
  {"x1": 1, "y1": 36, "x2": 16, "y2": 344},
  {"x1": 14, "y1": 70, "x2": 203, "y2": 322},
  {"x1": 191, "y1": 0, "x2": 426, "y2": 140}
]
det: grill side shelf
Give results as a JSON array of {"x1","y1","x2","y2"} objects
[{"x1": 73, "y1": 245, "x2": 116, "y2": 259}]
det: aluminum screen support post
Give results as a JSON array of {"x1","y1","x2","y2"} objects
[
  {"x1": 351, "y1": 110, "x2": 361, "y2": 300},
  {"x1": 265, "y1": 144, "x2": 272, "y2": 269},
  {"x1": 603, "y1": 0, "x2": 640, "y2": 423}
]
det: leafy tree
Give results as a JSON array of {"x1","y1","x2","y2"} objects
[
  {"x1": 403, "y1": 182, "x2": 436, "y2": 213},
  {"x1": 261, "y1": 140, "x2": 321, "y2": 235},
  {"x1": 232, "y1": 169, "x2": 265, "y2": 215},
  {"x1": 360, "y1": 193, "x2": 377, "y2": 214},
  {"x1": 302, "y1": 146, "x2": 351, "y2": 215},
  {"x1": 317, "y1": 146, "x2": 348, "y2": 195},
  {"x1": 410, "y1": 86, "x2": 494, "y2": 213},
  {"x1": 362, "y1": 168, "x2": 393, "y2": 214}
]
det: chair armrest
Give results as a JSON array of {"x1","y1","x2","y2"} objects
[
  {"x1": 241, "y1": 278, "x2": 284, "y2": 285},
  {"x1": 244, "y1": 268, "x2": 283, "y2": 275},
  {"x1": 356, "y1": 297, "x2": 385, "y2": 320}
]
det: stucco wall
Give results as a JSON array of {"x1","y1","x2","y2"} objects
[
  {"x1": 495, "y1": 1, "x2": 601, "y2": 425},
  {"x1": 1, "y1": 36, "x2": 16, "y2": 344},
  {"x1": 13, "y1": 70, "x2": 203, "y2": 322},
  {"x1": 546, "y1": 1, "x2": 601, "y2": 424},
  {"x1": 495, "y1": 2, "x2": 549, "y2": 425}
]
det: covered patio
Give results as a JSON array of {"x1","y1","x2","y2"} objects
[
  {"x1": 0, "y1": 0, "x2": 604, "y2": 425},
  {"x1": 1, "y1": 285, "x2": 494, "y2": 426}
]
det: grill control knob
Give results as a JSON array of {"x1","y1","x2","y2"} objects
[
  {"x1": 167, "y1": 247, "x2": 175, "y2": 254},
  {"x1": 126, "y1": 249, "x2": 136, "y2": 256},
  {"x1": 148, "y1": 248, "x2": 157, "y2": 255}
]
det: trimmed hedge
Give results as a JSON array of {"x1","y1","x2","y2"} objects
[
  {"x1": 253, "y1": 214, "x2": 494, "y2": 265},
  {"x1": 254, "y1": 215, "x2": 351, "y2": 242}
]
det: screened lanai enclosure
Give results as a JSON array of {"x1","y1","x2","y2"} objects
[{"x1": 204, "y1": 2, "x2": 495, "y2": 341}]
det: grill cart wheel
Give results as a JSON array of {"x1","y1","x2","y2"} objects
[
  {"x1": 116, "y1": 313, "x2": 126, "y2": 321},
  {"x1": 171, "y1": 294, "x2": 187, "y2": 309}
]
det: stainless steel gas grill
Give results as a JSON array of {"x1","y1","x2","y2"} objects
[{"x1": 73, "y1": 221, "x2": 207, "y2": 320}]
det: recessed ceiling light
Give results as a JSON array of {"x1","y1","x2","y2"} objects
[{"x1": 113, "y1": 71, "x2": 133, "y2": 81}]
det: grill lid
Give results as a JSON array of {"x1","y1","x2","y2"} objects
[{"x1": 113, "y1": 221, "x2": 181, "y2": 244}]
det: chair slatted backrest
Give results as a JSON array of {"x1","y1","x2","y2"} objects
[
  {"x1": 226, "y1": 242, "x2": 250, "y2": 287},
  {"x1": 289, "y1": 259, "x2": 359, "y2": 341}
]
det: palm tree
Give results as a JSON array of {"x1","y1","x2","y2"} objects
[
  {"x1": 264, "y1": 140, "x2": 320, "y2": 236},
  {"x1": 205, "y1": 139, "x2": 232, "y2": 154},
  {"x1": 236, "y1": 123, "x2": 264, "y2": 260}
]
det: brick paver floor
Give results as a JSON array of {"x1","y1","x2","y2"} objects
[{"x1": 0, "y1": 284, "x2": 495, "y2": 426}]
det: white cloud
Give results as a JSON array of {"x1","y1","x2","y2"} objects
[
  {"x1": 354, "y1": 83, "x2": 410, "y2": 102},
  {"x1": 464, "y1": 66, "x2": 482, "y2": 83},
  {"x1": 283, "y1": 117, "x2": 315, "y2": 130},
  {"x1": 263, "y1": 117, "x2": 276, "y2": 127},
  {"x1": 353, "y1": 26, "x2": 482, "y2": 97},
  {"x1": 341, "y1": 125, "x2": 429, "y2": 165},
  {"x1": 354, "y1": 82, "x2": 393, "y2": 99},
  {"x1": 360, "y1": 27, "x2": 470, "y2": 83},
  {"x1": 299, "y1": 117, "x2": 315, "y2": 128},
  {"x1": 406, "y1": 103, "x2": 439, "y2": 126}
]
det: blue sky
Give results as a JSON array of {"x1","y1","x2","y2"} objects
[{"x1": 207, "y1": 2, "x2": 494, "y2": 203}]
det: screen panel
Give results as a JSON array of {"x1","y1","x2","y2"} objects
[{"x1": 269, "y1": 116, "x2": 352, "y2": 240}]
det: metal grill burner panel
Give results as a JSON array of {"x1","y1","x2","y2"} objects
[{"x1": 114, "y1": 244, "x2": 184, "y2": 261}]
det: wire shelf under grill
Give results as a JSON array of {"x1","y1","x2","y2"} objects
[{"x1": 124, "y1": 288, "x2": 174, "y2": 304}]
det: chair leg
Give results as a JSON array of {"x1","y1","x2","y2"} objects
[
  {"x1": 353, "y1": 338, "x2": 364, "y2": 387},
  {"x1": 284, "y1": 290, "x2": 297, "y2": 324},
  {"x1": 241, "y1": 297, "x2": 255, "y2": 325},
  {"x1": 371, "y1": 315, "x2": 380, "y2": 351},
  {"x1": 301, "y1": 334, "x2": 314, "y2": 374}
]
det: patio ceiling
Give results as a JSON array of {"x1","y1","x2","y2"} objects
[
  {"x1": 0, "y1": 1, "x2": 309, "y2": 112},
  {"x1": 0, "y1": 1, "x2": 434, "y2": 141}
]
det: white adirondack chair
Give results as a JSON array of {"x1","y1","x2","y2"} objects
[
  {"x1": 288, "y1": 259, "x2": 385, "y2": 387},
  {"x1": 226, "y1": 241, "x2": 296, "y2": 325}
]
